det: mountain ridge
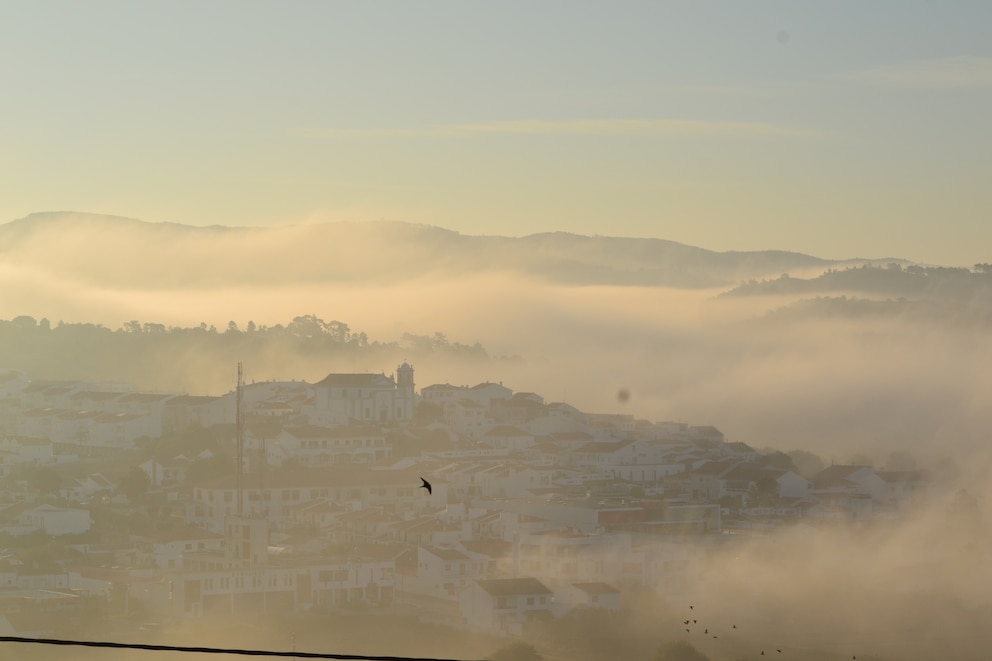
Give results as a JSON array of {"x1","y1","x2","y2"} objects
[{"x1": 1, "y1": 211, "x2": 896, "y2": 289}]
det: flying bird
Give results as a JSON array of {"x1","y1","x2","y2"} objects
[
  {"x1": 683, "y1": 620, "x2": 690, "y2": 625},
  {"x1": 733, "y1": 624, "x2": 737, "y2": 629},
  {"x1": 419, "y1": 477, "x2": 432, "y2": 495}
]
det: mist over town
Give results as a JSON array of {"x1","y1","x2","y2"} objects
[
  {"x1": 1, "y1": 214, "x2": 991, "y2": 661},
  {"x1": 3, "y1": 2, "x2": 991, "y2": 659}
]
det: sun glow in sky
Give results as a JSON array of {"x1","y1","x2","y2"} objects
[{"x1": 2, "y1": 1, "x2": 990, "y2": 264}]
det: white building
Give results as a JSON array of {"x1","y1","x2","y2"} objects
[
  {"x1": 0, "y1": 503, "x2": 91, "y2": 536},
  {"x1": 133, "y1": 525, "x2": 226, "y2": 570},
  {"x1": 310, "y1": 364, "x2": 415, "y2": 425},
  {"x1": 270, "y1": 424, "x2": 390, "y2": 467},
  {"x1": 459, "y1": 577, "x2": 553, "y2": 635},
  {"x1": 421, "y1": 382, "x2": 512, "y2": 410},
  {"x1": 552, "y1": 582, "x2": 622, "y2": 616}
]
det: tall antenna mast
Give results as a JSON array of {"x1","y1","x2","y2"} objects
[{"x1": 236, "y1": 361, "x2": 244, "y2": 516}]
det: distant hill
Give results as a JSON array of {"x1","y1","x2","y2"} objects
[
  {"x1": 1, "y1": 211, "x2": 846, "y2": 289},
  {"x1": 725, "y1": 263, "x2": 992, "y2": 302},
  {"x1": 725, "y1": 263, "x2": 992, "y2": 326}
]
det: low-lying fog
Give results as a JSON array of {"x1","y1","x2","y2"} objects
[{"x1": 3, "y1": 216, "x2": 991, "y2": 660}]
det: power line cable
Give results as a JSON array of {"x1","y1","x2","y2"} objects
[{"x1": 0, "y1": 636, "x2": 488, "y2": 661}]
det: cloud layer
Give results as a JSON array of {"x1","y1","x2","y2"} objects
[
  {"x1": 293, "y1": 117, "x2": 816, "y2": 139},
  {"x1": 835, "y1": 55, "x2": 992, "y2": 89}
]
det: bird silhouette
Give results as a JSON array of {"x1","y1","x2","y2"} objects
[
  {"x1": 777, "y1": 650, "x2": 782, "y2": 654},
  {"x1": 420, "y1": 477, "x2": 432, "y2": 495},
  {"x1": 704, "y1": 628, "x2": 708, "y2": 634},
  {"x1": 733, "y1": 624, "x2": 737, "y2": 629},
  {"x1": 683, "y1": 620, "x2": 690, "y2": 625},
  {"x1": 689, "y1": 605, "x2": 694, "y2": 610}
]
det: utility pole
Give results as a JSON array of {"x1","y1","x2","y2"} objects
[{"x1": 236, "y1": 362, "x2": 244, "y2": 516}]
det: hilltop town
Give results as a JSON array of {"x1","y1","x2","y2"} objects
[{"x1": 0, "y1": 364, "x2": 933, "y2": 640}]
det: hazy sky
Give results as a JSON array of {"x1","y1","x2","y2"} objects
[{"x1": 2, "y1": 1, "x2": 990, "y2": 265}]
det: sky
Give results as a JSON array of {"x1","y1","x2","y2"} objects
[{"x1": 1, "y1": 1, "x2": 990, "y2": 265}]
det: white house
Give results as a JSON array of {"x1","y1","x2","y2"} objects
[
  {"x1": 310, "y1": 365, "x2": 415, "y2": 426},
  {"x1": 0, "y1": 437, "x2": 55, "y2": 466},
  {"x1": 422, "y1": 382, "x2": 512, "y2": 411},
  {"x1": 188, "y1": 466, "x2": 445, "y2": 533},
  {"x1": 459, "y1": 577, "x2": 553, "y2": 635},
  {"x1": 0, "y1": 370, "x2": 29, "y2": 397},
  {"x1": 271, "y1": 425, "x2": 390, "y2": 467},
  {"x1": 552, "y1": 582, "x2": 621, "y2": 616},
  {"x1": 400, "y1": 545, "x2": 487, "y2": 600},
  {"x1": 877, "y1": 470, "x2": 930, "y2": 509},
  {"x1": 811, "y1": 465, "x2": 890, "y2": 503},
  {"x1": 132, "y1": 525, "x2": 226, "y2": 570},
  {"x1": 61, "y1": 473, "x2": 116, "y2": 502},
  {"x1": 140, "y1": 456, "x2": 191, "y2": 487},
  {"x1": 163, "y1": 395, "x2": 235, "y2": 432},
  {"x1": 0, "y1": 503, "x2": 91, "y2": 536},
  {"x1": 482, "y1": 425, "x2": 535, "y2": 451},
  {"x1": 566, "y1": 440, "x2": 638, "y2": 467},
  {"x1": 442, "y1": 399, "x2": 490, "y2": 435}
]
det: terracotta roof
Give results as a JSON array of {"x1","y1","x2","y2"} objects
[
  {"x1": 693, "y1": 459, "x2": 742, "y2": 476},
  {"x1": 423, "y1": 546, "x2": 471, "y2": 561},
  {"x1": 724, "y1": 441, "x2": 756, "y2": 453},
  {"x1": 460, "y1": 540, "x2": 512, "y2": 558},
  {"x1": 118, "y1": 393, "x2": 172, "y2": 403},
  {"x1": 811, "y1": 465, "x2": 873, "y2": 488},
  {"x1": 69, "y1": 391, "x2": 123, "y2": 401},
  {"x1": 877, "y1": 470, "x2": 929, "y2": 484},
  {"x1": 485, "y1": 425, "x2": 530, "y2": 437},
  {"x1": 140, "y1": 525, "x2": 224, "y2": 543},
  {"x1": 166, "y1": 395, "x2": 220, "y2": 405},
  {"x1": 193, "y1": 465, "x2": 430, "y2": 490},
  {"x1": 550, "y1": 432, "x2": 594, "y2": 442},
  {"x1": 574, "y1": 440, "x2": 636, "y2": 454},
  {"x1": 722, "y1": 464, "x2": 786, "y2": 482},
  {"x1": 314, "y1": 373, "x2": 394, "y2": 388},
  {"x1": 283, "y1": 424, "x2": 384, "y2": 439},
  {"x1": 571, "y1": 582, "x2": 620, "y2": 595},
  {"x1": 476, "y1": 577, "x2": 552, "y2": 597}
]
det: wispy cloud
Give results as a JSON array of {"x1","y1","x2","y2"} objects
[
  {"x1": 293, "y1": 117, "x2": 816, "y2": 140},
  {"x1": 834, "y1": 55, "x2": 992, "y2": 89}
]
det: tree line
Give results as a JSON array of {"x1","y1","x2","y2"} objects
[{"x1": 0, "y1": 314, "x2": 494, "y2": 392}]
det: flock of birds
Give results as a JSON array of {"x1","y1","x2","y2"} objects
[
  {"x1": 418, "y1": 477, "x2": 870, "y2": 659},
  {"x1": 679, "y1": 604, "x2": 861, "y2": 660},
  {"x1": 418, "y1": 477, "x2": 877, "y2": 658}
]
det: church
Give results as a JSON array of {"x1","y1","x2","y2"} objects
[{"x1": 310, "y1": 363, "x2": 415, "y2": 425}]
